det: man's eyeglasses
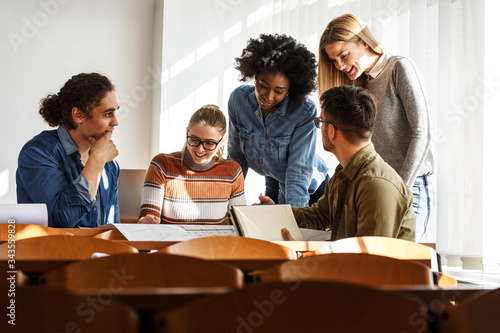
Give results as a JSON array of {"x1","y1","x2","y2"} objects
[
  {"x1": 186, "y1": 135, "x2": 223, "y2": 151},
  {"x1": 314, "y1": 117, "x2": 337, "y2": 130}
]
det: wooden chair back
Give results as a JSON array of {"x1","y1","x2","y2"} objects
[
  {"x1": 158, "y1": 236, "x2": 296, "y2": 260},
  {"x1": 0, "y1": 223, "x2": 73, "y2": 241},
  {"x1": 435, "y1": 271, "x2": 458, "y2": 289},
  {"x1": 153, "y1": 281, "x2": 431, "y2": 333},
  {"x1": 0, "y1": 286, "x2": 139, "y2": 333},
  {"x1": 0, "y1": 235, "x2": 138, "y2": 260},
  {"x1": 39, "y1": 253, "x2": 244, "y2": 290},
  {"x1": 315, "y1": 236, "x2": 439, "y2": 271},
  {"x1": 93, "y1": 228, "x2": 128, "y2": 240},
  {"x1": 437, "y1": 287, "x2": 500, "y2": 332},
  {"x1": 255, "y1": 252, "x2": 434, "y2": 287}
]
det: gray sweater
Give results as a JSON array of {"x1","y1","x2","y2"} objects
[{"x1": 365, "y1": 54, "x2": 434, "y2": 187}]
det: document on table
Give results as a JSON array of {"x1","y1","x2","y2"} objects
[
  {"x1": 299, "y1": 228, "x2": 331, "y2": 241},
  {"x1": 105, "y1": 223, "x2": 237, "y2": 241}
]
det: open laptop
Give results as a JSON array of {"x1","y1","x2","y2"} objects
[{"x1": 118, "y1": 169, "x2": 147, "y2": 222}]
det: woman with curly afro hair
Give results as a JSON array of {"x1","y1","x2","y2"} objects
[{"x1": 228, "y1": 34, "x2": 329, "y2": 208}]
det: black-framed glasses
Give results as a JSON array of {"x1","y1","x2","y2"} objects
[
  {"x1": 314, "y1": 117, "x2": 337, "y2": 130},
  {"x1": 186, "y1": 135, "x2": 223, "y2": 151}
]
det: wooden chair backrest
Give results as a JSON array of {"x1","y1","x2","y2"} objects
[
  {"x1": 0, "y1": 235, "x2": 138, "y2": 260},
  {"x1": 436, "y1": 272, "x2": 458, "y2": 289},
  {"x1": 93, "y1": 228, "x2": 128, "y2": 240},
  {"x1": 2, "y1": 286, "x2": 139, "y2": 333},
  {"x1": 0, "y1": 223, "x2": 73, "y2": 241},
  {"x1": 158, "y1": 236, "x2": 296, "y2": 260},
  {"x1": 153, "y1": 281, "x2": 431, "y2": 333},
  {"x1": 39, "y1": 253, "x2": 244, "y2": 290},
  {"x1": 315, "y1": 236, "x2": 439, "y2": 271},
  {"x1": 437, "y1": 287, "x2": 500, "y2": 332},
  {"x1": 255, "y1": 252, "x2": 434, "y2": 287}
]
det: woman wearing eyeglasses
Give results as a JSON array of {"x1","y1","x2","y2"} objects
[
  {"x1": 138, "y1": 105, "x2": 245, "y2": 224},
  {"x1": 228, "y1": 33, "x2": 329, "y2": 208}
]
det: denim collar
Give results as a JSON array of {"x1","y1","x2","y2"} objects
[
  {"x1": 247, "y1": 86, "x2": 289, "y2": 117},
  {"x1": 57, "y1": 126, "x2": 79, "y2": 156}
]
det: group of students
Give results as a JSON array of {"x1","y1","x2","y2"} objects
[{"x1": 16, "y1": 14, "x2": 433, "y2": 242}]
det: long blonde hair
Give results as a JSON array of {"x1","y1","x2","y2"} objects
[
  {"x1": 318, "y1": 13, "x2": 383, "y2": 96},
  {"x1": 181, "y1": 104, "x2": 227, "y2": 162}
]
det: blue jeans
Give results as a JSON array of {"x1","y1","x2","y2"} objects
[
  {"x1": 265, "y1": 175, "x2": 330, "y2": 207},
  {"x1": 412, "y1": 175, "x2": 434, "y2": 242}
]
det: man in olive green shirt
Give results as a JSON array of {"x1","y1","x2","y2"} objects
[{"x1": 259, "y1": 86, "x2": 415, "y2": 241}]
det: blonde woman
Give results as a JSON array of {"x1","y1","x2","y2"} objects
[
  {"x1": 318, "y1": 13, "x2": 433, "y2": 241},
  {"x1": 139, "y1": 105, "x2": 245, "y2": 224}
]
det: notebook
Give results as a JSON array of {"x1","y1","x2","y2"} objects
[
  {"x1": 230, "y1": 204, "x2": 303, "y2": 241},
  {"x1": 118, "y1": 169, "x2": 147, "y2": 221}
]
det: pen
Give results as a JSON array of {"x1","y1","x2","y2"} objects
[{"x1": 259, "y1": 193, "x2": 263, "y2": 205}]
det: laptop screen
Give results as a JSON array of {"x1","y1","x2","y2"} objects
[{"x1": 118, "y1": 169, "x2": 147, "y2": 222}]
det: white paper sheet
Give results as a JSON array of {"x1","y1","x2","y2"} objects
[
  {"x1": 0, "y1": 204, "x2": 48, "y2": 226},
  {"x1": 107, "y1": 223, "x2": 237, "y2": 241}
]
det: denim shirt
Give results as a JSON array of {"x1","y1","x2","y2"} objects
[
  {"x1": 16, "y1": 126, "x2": 120, "y2": 228},
  {"x1": 228, "y1": 85, "x2": 329, "y2": 207}
]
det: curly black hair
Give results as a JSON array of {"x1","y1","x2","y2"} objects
[
  {"x1": 39, "y1": 73, "x2": 115, "y2": 129},
  {"x1": 235, "y1": 34, "x2": 317, "y2": 103}
]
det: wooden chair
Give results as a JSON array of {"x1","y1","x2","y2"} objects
[
  {"x1": 436, "y1": 287, "x2": 500, "y2": 332},
  {"x1": 0, "y1": 235, "x2": 138, "y2": 260},
  {"x1": 254, "y1": 252, "x2": 434, "y2": 287},
  {"x1": 0, "y1": 286, "x2": 139, "y2": 333},
  {"x1": 0, "y1": 223, "x2": 73, "y2": 241},
  {"x1": 435, "y1": 271, "x2": 458, "y2": 289},
  {"x1": 93, "y1": 228, "x2": 128, "y2": 240},
  {"x1": 158, "y1": 236, "x2": 296, "y2": 260},
  {"x1": 153, "y1": 281, "x2": 431, "y2": 333},
  {"x1": 39, "y1": 252, "x2": 244, "y2": 290},
  {"x1": 314, "y1": 236, "x2": 440, "y2": 271}
]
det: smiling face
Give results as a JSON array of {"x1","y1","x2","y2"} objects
[
  {"x1": 186, "y1": 123, "x2": 224, "y2": 165},
  {"x1": 254, "y1": 71, "x2": 290, "y2": 112},
  {"x1": 79, "y1": 91, "x2": 119, "y2": 140},
  {"x1": 324, "y1": 41, "x2": 376, "y2": 81}
]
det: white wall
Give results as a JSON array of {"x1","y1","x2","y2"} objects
[
  {"x1": 159, "y1": 0, "x2": 339, "y2": 203},
  {"x1": 0, "y1": 0, "x2": 159, "y2": 203}
]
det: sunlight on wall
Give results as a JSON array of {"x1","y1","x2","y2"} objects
[
  {"x1": 224, "y1": 21, "x2": 242, "y2": 42},
  {"x1": 196, "y1": 36, "x2": 220, "y2": 61},
  {"x1": 195, "y1": 77, "x2": 219, "y2": 109},
  {"x1": 170, "y1": 52, "x2": 195, "y2": 78},
  {"x1": 160, "y1": 93, "x2": 195, "y2": 154},
  {"x1": 0, "y1": 169, "x2": 9, "y2": 198}
]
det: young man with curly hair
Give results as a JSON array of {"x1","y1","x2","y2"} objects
[
  {"x1": 16, "y1": 73, "x2": 120, "y2": 228},
  {"x1": 228, "y1": 34, "x2": 329, "y2": 208}
]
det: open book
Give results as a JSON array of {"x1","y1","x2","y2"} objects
[{"x1": 230, "y1": 204, "x2": 303, "y2": 241}]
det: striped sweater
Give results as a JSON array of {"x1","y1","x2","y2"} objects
[{"x1": 140, "y1": 152, "x2": 246, "y2": 224}]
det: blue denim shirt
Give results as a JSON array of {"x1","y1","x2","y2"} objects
[
  {"x1": 228, "y1": 85, "x2": 329, "y2": 207},
  {"x1": 16, "y1": 126, "x2": 120, "y2": 228}
]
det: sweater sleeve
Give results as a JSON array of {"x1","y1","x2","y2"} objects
[
  {"x1": 139, "y1": 155, "x2": 166, "y2": 219},
  {"x1": 228, "y1": 165, "x2": 246, "y2": 209},
  {"x1": 393, "y1": 58, "x2": 432, "y2": 186}
]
